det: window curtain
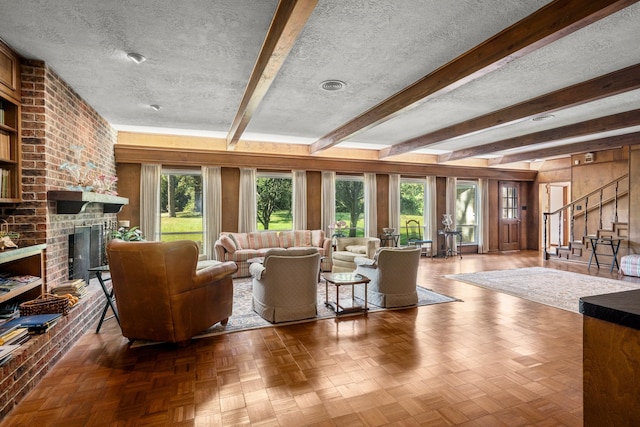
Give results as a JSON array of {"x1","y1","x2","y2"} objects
[
  {"x1": 322, "y1": 171, "x2": 335, "y2": 236},
  {"x1": 477, "y1": 178, "x2": 490, "y2": 254},
  {"x1": 238, "y1": 168, "x2": 256, "y2": 233},
  {"x1": 446, "y1": 176, "x2": 457, "y2": 231},
  {"x1": 140, "y1": 163, "x2": 161, "y2": 241},
  {"x1": 426, "y1": 176, "x2": 438, "y2": 244},
  {"x1": 388, "y1": 174, "x2": 400, "y2": 233},
  {"x1": 202, "y1": 166, "x2": 221, "y2": 259},
  {"x1": 364, "y1": 173, "x2": 377, "y2": 237},
  {"x1": 292, "y1": 170, "x2": 307, "y2": 231}
]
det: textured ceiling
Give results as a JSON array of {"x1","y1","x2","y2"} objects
[{"x1": 0, "y1": 0, "x2": 638, "y2": 166}]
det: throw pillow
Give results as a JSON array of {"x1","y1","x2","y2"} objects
[{"x1": 219, "y1": 235, "x2": 236, "y2": 253}]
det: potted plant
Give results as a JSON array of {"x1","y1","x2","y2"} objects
[{"x1": 112, "y1": 226, "x2": 144, "y2": 241}]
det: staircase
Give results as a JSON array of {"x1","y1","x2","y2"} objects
[{"x1": 543, "y1": 174, "x2": 629, "y2": 265}]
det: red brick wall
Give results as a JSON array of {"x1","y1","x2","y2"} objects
[{"x1": 9, "y1": 59, "x2": 118, "y2": 287}]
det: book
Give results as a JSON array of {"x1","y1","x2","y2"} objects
[
  {"x1": 0, "y1": 328, "x2": 28, "y2": 345},
  {"x1": 17, "y1": 313, "x2": 63, "y2": 328}
]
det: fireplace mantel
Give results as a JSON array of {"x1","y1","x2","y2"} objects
[{"x1": 47, "y1": 191, "x2": 129, "y2": 214}]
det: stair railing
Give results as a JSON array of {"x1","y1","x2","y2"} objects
[{"x1": 543, "y1": 173, "x2": 628, "y2": 259}]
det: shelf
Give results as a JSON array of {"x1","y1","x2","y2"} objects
[{"x1": 47, "y1": 191, "x2": 129, "y2": 214}]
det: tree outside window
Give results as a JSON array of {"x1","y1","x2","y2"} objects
[
  {"x1": 160, "y1": 170, "x2": 203, "y2": 252},
  {"x1": 256, "y1": 174, "x2": 292, "y2": 230},
  {"x1": 335, "y1": 177, "x2": 364, "y2": 237},
  {"x1": 456, "y1": 181, "x2": 478, "y2": 244}
]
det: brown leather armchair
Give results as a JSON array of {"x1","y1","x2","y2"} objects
[{"x1": 106, "y1": 239, "x2": 237, "y2": 344}]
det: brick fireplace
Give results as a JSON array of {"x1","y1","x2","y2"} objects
[
  {"x1": 0, "y1": 58, "x2": 121, "y2": 415},
  {"x1": 8, "y1": 59, "x2": 119, "y2": 287}
]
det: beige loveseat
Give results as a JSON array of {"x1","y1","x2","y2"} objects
[
  {"x1": 331, "y1": 236, "x2": 380, "y2": 273},
  {"x1": 214, "y1": 230, "x2": 331, "y2": 277}
]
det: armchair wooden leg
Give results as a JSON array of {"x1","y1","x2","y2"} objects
[{"x1": 220, "y1": 317, "x2": 229, "y2": 326}]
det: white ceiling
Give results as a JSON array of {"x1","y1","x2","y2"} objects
[{"x1": 0, "y1": 0, "x2": 638, "y2": 165}]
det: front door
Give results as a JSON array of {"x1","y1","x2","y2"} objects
[{"x1": 499, "y1": 181, "x2": 521, "y2": 251}]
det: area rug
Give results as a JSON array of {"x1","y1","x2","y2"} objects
[
  {"x1": 446, "y1": 267, "x2": 640, "y2": 313},
  {"x1": 130, "y1": 279, "x2": 458, "y2": 347}
]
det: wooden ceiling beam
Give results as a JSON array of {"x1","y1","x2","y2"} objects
[
  {"x1": 385, "y1": 63, "x2": 640, "y2": 159},
  {"x1": 439, "y1": 108, "x2": 640, "y2": 163},
  {"x1": 488, "y1": 131, "x2": 640, "y2": 165},
  {"x1": 310, "y1": 0, "x2": 636, "y2": 154},
  {"x1": 226, "y1": 0, "x2": 317, "y2": 150}
]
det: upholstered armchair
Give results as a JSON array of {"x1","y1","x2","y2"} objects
[
  {"x1": 353, "y1": 247, "x2": 421, "y2": 307},
  {"x1": 250, "y1": 248, "x2": 320, "y2": 323},
  {"x1": 106, "y1": 239, "x2": 237, "y2": 345},
  {"x1": 331, "y1": 237, "x2": 380, "y2": 272}
]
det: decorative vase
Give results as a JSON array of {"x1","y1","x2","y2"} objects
[{"x1": 442, "y1": 214, "x2": 453, "y2": 231}]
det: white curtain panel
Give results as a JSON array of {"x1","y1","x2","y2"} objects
[
  {"x1": 292, "y1": 170, "x2": 307, "y2": 230},
  {"x1": 426, "y1": 176, "x2": 438, "y2": 243},
  {"x1": 140, "y1": 163, "x2": 161, "y2": 241},
  {"x1": 321, "y1": 171, "x2": 335, "y2": 236},
  {"x1": 238, "y1": 168, "x2": 257, "y2": 233},
  {"x1": 388, "y1": 174, "x2": 400, "y2": 232},
  {"x1": 202, "y1": 166, "x2": 222, "y2": 259},
  {"x1": 446, "y1": 176, "x2": 457, "y2": 231},
  {"x1": 364, "y1": 173, "x2": 377, "y2": 237},
  {"x1": 478, "y1": 178, "x2": 490, "y2": 254}
]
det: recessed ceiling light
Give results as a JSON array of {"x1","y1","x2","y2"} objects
[
  {"x1": 319, "y1": 80, "x2": 346, "y2": 91},
  {"x1": 127, "y1": 52, "x2": 146, "y2": 64},
  {"x1": 150, "y1": 104, "x2": 161, "y2": 111},
  {"x1": 532, "y1": 114, "x2": 555, "y2": 122}
]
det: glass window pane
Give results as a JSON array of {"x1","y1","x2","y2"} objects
[
  {"x1": 160, "y1": 171, "x2": 203, "y2": 253},
  {"x1": 256, "y1": 174, "x2": 292, "y2": 230},
  {"x1": 456, "y1": 181, "x2": 477, "y2": 244},
  {"x1": 400, "y1": 180, "x2": 425, "y2": 245},
  {"x1": 335, "y1": 177, "x2": 364, "y2": 237}
]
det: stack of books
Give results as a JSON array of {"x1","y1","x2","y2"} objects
[
  {"x1": 0, "y1": 273, "x2": 39, "y2": 295},
  {"x1": 50, "y1": 279, "x2": 87, "y2": 299},
  {"x1": 0, "y1": 301, "x2": 19, "y2": 325},
  {"x1": 0, "y1": 344, "x2": 21, "y2": 366},
  {"x1": 16, "y1": 313, "x2": 62, "y2": 335},
  {"x1": 0, "y1": 322, "x2": 29, "y2": 346}
]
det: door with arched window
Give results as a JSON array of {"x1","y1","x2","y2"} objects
[{"x1": 499, "y1": 181, "x2": 521, "y2": 251}]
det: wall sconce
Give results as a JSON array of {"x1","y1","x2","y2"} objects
[{"x1": 585, "y1": 152, "x2": 594, "y2": 163}]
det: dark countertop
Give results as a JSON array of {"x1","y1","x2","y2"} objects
[{"x1": 580, "y1": 289, "x2": 640, "y2": 331}]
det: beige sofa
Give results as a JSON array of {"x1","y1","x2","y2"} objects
[
  {"x1": 331, "y1": 236, "x2": 380, "y2": 272},
  {"x1": 214, "y1": 230, "x2": 331, "y2": 277}
]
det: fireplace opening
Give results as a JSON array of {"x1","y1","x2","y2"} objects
[{"x1": 68, "y1": 222, "x2": 115, "y2": 283}]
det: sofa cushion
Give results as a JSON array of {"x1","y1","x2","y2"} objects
[
  {"x1": 278, "y1": 230, "x2": 311, "y2": 248},
  {"x1": 228, "y1": 232, "x2": 249, "y2": 249},
  {"x1": 219, "y1": 235, "x2": 236, "y2": 254},
  {"x1": 248, "y1": 231, "x2": 279, "y2": 249},
  {"x1": 345, "y1": 245, "x2": 368, "y2": 254},
  {"x1": 311, "y1": 230, "x2": 324, "y2": 247}
]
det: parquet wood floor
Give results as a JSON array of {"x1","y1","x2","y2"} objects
[{"x1": 3, "y1": 251, "x2": 636, "y2": 426}]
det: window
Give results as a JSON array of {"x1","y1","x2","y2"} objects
[
  {"x1": 335, "y1": 175, "x2": 364, "y2": 237},
  {"x1": 502, "y1": 186, "x2": 518, "y2": 219},
  {"x1": 160, "y1": 169, "x2": 203, "y2": 252},
  {"x1": 400, "y1": 179, "x2": 426, "y2": 245},
  {"x1": 256, "y1": 172, "x2": 292, "y2": 230},
  {"x1": 456, "y1": 180, "x2": 478, "y2": 244}
]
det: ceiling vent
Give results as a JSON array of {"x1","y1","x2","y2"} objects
[{"x1": 319, "y1": 80, "x2": 346, "y2": 91}]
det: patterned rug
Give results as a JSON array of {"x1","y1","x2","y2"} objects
[
  {"x1": 130, "y1": 279, "x2": 457, "y2": 346},
  {"x1": 446, "y1": 267, "x2": 640, "y2": 313},
  {"x1": 191, "y1": 278, "x2": 458, "y2": 339}
]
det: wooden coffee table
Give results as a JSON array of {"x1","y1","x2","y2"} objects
[{"x1": 322, "y1": 272, "x2": 370, "y2": 316}]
